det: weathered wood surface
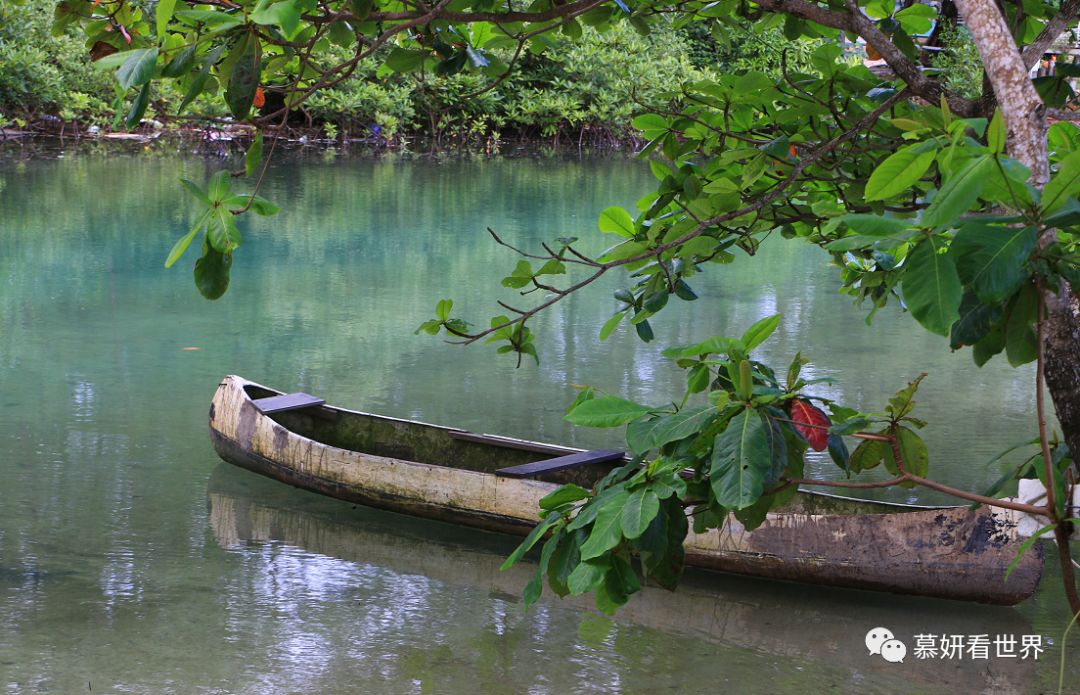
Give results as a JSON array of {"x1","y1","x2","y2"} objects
[
  {"x1": 496, "y1": 449, "x2": 625, "y2": 478},
  {"x1": 252, "y1": 392, "x2": 325, "y2": 414},
  {"x1": 208, "y1": 375, "x2": 1044, "y2": 604}
]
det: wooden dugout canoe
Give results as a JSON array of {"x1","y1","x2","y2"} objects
[{"x1": 208, "y1": 374, "x2": 1043, "y2": 604}]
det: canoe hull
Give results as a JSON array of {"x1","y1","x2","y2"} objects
[{"x1": 208, "y1": 375, "x2": 1043, "y2": 604}]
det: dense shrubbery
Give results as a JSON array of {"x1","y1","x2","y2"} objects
[
  {"x1": 929, "y1": 27, "x2": 984, "y2": 100},
  {"x1": 0, "y1": 4, "x2": 116, "y2": 126},
  {"x1": 0, "y1": 4, "x2": 825, "y2": 143},
  {"x1": 289, "y1": 23, "x2": 714, "y2": 144}
]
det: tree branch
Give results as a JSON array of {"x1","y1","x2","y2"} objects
[
  {"x1": 954, "y1": 0, "x2": 1049, "y2": 181},
  {"x1": 453, "y1": 90, "x2": 908, "y2": 344},
  {"x1": 755, "y1": 0, "x2": 979, "y2": 115},
  {"x1": 1022, "y1": 0, "x2": 1080, "y2": 70}
]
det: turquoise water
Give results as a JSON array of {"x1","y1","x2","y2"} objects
[{"x1": 0, "y1": 141, "x2": 1075, "y2": 693}]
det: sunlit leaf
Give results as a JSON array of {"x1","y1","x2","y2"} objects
[{"x1": 565, "y1": 396, "x2": 651, "y2": 428}]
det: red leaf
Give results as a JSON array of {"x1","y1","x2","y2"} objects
[
  {"x1": 790, "y1": 400, "x2": 830, "y2": 451},
  {"x1": 253, "y1": 86, "x2": 265, "y2": 109}
]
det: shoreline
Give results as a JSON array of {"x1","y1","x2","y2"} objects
[{"x1": 0, "y1": 119, "x2": 643, "y2": 155}]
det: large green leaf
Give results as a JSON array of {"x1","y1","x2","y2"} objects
[
  {"x1": 175, "y1": 10, "x2": 245, "y2": 30},
  {"x1": 546, "y1": 529, "x2": 583, "y2": 596},
  {"x1": 207, "y1": 207, "x2": 242, "y2": 253},
  {"x1": 382, "y1": 48, "x2": 425, "y2": 74},
  {"x1": 125, "y1": 82, "x2": 151, "y2": 129},
  {"x1": 847, "y1": 438, "x2": 887, "y2": 473},
  {"x1": 740, "y1": 313, "x2": 781, "y2": 351},
  {"x1": 709, "y1": 409, "x2": 771, "y2": 510},
  {"x1": 193, "y1": 245, "x2": 232, "y2": 300},
  {"x1": 883, "y1": 426, "x2": 929, "y2": 479},
  {"x1": 177, "y1": 46, "x2": 223, "y2": 115},
  {"x1": 598, "y1": 207, "x2": 636, "y2": 237},
  {"x1": 207, "y1": 170, "x2": 231, "y2": 202},
  {"x1": 116, "y1": 48, "x2": 159, "y2": 90},
  {"x1": 902, "y1": 236, "x2": 962, "y2": 336},
  {"x1": 539, "y1": 484, "x2": 590, "y2": 511},
  {"x1": 156, "y1": 0, "x2": 178, "y2": 40},
  {"x1": 973, "y1": 326, "x2": 1006, "y2": 366},
  {"x1": 621, "y1": 488, "x2": 660, "y2": 539},
  {"x1": 251, "y1": 0, "x2": 302, "y2": 39},
  {"x1": 922, "y1": 155, "x2": 991, "y2": 229},
  {"x1": 625, "y1": 406, "x2": 717, "y2": 454},
  {"x1": 565, "y1": 395, "x2": 651, "y2": 428},
  {"x1": 500, "y1": 513, "x2": 561, "y2": 570},
  {"x1": 224, "y1": 194, "x2": 280, "y2": 216},
  {"x1": 226, "y1": 33, "x2": 261, "y2": 120},
  {"x1": 579, "y1": 498, "x2": 625, "y2": 560},
  {"x1": 634, "y1": 502, "x2": 668, "y2": 573},
  {"x1": 1005, "y1": 282, "x2": 1038, "y2": 366},
  {"x1": 598, "y1": 554, "x2": 641, "y2": 613},
  {"x1": 835, "y1": 214, "x2": 913, "y2": 237},
  {"x1": 652, "y1": 499, "x2": 687, "y2": 589},
  {"x1": 567, "y1": 558, "x2": 608, "y2": 595},
  {"x1": 523, "y1": 534, "x2": 559, "y2": 608},
  {"x1": 161, "y1": 46, "x2": 196, "y2": 78},
  {"x1": 864, "y1": 143, "x2": 936, "y2": 201},
  {"x1": 950, "y1": 224, "x2": 1036, "y2": 303},
  {"x1": 245, "y1": 132, "x2": 263, "y2": 177},
  {"x1": 987, "y1": 109, "x2": 1005, "y2": 154},
  {"x1": 895, "y1": 4, "x2": 936, "y2": 34},
  {"x1": 165, "y1": 209, "x2": 211, "y2": 269},
  {"x1": 950, "y1": 293, "x2": 1003, "y2": 349},
  {"x1": 1042, "y1": 148, "x2": 1080, "y2": 214}
]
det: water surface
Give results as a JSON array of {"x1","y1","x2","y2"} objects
[{"x1": 0, "y1": 142, "x2": 1075, "y2": 693}]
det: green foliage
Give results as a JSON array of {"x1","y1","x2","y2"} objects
[
  {"x1": 306, "y1": 22, "x2": 715, "y2": 143},
  {"x1": 0, "y1": 4, "x2": 115, "y2": 124},
  {"x1": 4, "y1": 4, "x2": 768, "y2": 145},
  {"x1": 930, "y1": 27, "x2": 984, "y2": 101},
  {"x1": 503, "y1": 320, "x2": 935, "y2": 613},
  {"x1": 679, "y1": 20, "x2": 819, "y2": 78},
  {"x1": 165, "y1": 145, "x2": 280, "y2": 298}
]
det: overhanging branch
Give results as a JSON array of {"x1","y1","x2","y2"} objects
[
  {"x1": 1022, "y1": 0, "x2": 1080, "y2": 70},
  {"x1": 453, "y1": 90, "x2": 909, "y2": 345}
]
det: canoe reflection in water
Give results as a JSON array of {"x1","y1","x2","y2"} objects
[{"x1": 207, "y1": 465, "x2": 1039, "y2": 694}]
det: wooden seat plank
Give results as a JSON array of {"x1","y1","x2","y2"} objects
[
  {"x1": 253, "y1": 392, "x2": 325, "y2": 414},
  {"x1": 496, "y1": 449, "x2": 625, "y2": 478}
]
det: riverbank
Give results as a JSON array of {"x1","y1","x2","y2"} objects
[{"x1": 0, "y1": 121, "x2": 644, "y2": 162}]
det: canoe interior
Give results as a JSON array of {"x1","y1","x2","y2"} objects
[
  {"x1": 241, "y1": 383, "x2": 622, "y2": 489},
  {"x1": 238, "y1": 383, "x2": 940, "y2": 515}
]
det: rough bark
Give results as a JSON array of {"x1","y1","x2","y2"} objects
[
  {"x1": 953, "y1": 0, "x2": 1049, "y2": 182},
  {"x1": 1044, "y1": 290, "x2": 1080, "y2": 477},
  {"x1": 1021, "y1": 0, "x2": 1080, "y2": 70}
]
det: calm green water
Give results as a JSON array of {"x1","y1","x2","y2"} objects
[{"x1": 0, "y1": 142, "x2": 1076, "y2": 694}]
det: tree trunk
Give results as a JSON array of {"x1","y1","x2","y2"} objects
[
  {"x1": 1043, "y1": 291, "x2": 1080, "y2": 476},
  {"x1": 952, "y1": 0, "x2": 1048, "y2": 181},
  {"x1": 953, "y1": 0, "x2": 1080, "y2": 466}
]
